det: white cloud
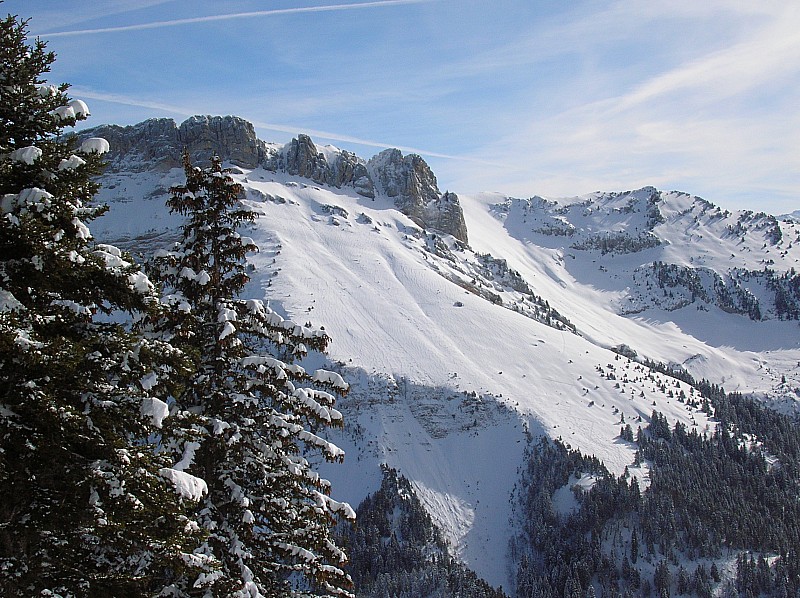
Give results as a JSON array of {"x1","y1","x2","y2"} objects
[
  {"x1": 432, "y1": 2, "x2": 800, "y2": 212},
  {"x1": 17, "y1": 1, "x2": 173, "y2": 33},
  {"x1": 24, "y1": 0, "x2": 800, "y2": 213},
  {"x1": 616, "y1": 5, "x2": 800, "y2": 111}
]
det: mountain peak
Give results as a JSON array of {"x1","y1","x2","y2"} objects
[
  {"x1": 82, "y1": 114, "x2": 469, "y2": 243},
  {"x1": 79, "y1": 114, "x2": 265, "y2": 171}
]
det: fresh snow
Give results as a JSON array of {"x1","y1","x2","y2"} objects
[
  {"x1": 79, "y1": 137, "x2": 110, "y2": 154},
  {"x1": 159, "y1": 467, "x2": 207, "y2": 501},
  {"x1": 173, "y1": 441, "x2": 201, "y2": 472},
  {"x1": 51, "y1": 105, "x2": 76, "y2": 121},
  {"x1": 140, "y1": 396, "x2": 169, "y2": 428},
  {"x1": 16, "y1": 187, "x2": 53, "y2": 211},
  {"x1": 9, "y1": 146, "x2": 42, "y2": 164},
  {"x1": 92, "y1": 162, "x2": 800, "y2": 590},
  {"x1": 58, "y1": 155, "x2": 86, "y2": 170},
  {"x1": 552, "y1": 473, "x2": 600, "y2": 516},
  {"x1": 68, "y1": 99, "x2": 90, "y2": 118},
  {"x1": 0, "y1": 289, "x2": 22, "y2": 312}
]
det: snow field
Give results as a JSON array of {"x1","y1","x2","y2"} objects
[{"x1": 93, "y1": 164, "x2": 798, "y2": 590}]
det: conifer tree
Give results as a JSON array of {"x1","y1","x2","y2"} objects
[
  {"x1": 150, "y1": 152, "x2": 355, "y2": 597},
  {"x1": 0, "y1": 14, "x2": 205, "y2": 595}
]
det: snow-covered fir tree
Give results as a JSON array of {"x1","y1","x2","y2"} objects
[
  {"x1": 149, "y1": 152, "x2": 355, "y2": 597},
  {"x1": 0, "y1": 13, "x2": 208, "y2": 596}
]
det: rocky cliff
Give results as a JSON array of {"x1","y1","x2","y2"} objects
[
  {"x1": 81, "y1": 115, "x2": 468, "y2": 243},
  {"x1": 367, "y1": 149, "x2": 468, "y2": 243},
  {"x1": 269, "y1": 134, "x2": 376, "y2": 199},
  {"x1": 81, "y1": 115, "x2": 267, "y2": 172}
]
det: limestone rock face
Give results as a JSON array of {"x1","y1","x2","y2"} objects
[
  {"x1": 274, "y1": 134, "x2": 375, "y2": 198},
  {"x1": 79, "y1": 118, "x2": 181, "y2": 172},
  {"x1": 368, "y1": 149, "x2": 468, "y2": 243},
  {"x1": 178, "y1": 115, "x2": 264, "y2": 168},
  {"x1": 81, "y1": 115, "x2": 266, "y2": 171},
  {"x1": 282, "y1": 134, "x2": 326, "y2": 181},
  {"x1": 426, "y1": 191, "x2": 469, "y2": 244},
  {"x1": 333, "y1": 151, "x2": 374, "y2": 199},
  {"x1": 81, "y1": 115, "x2": 466, "y2": 241}
]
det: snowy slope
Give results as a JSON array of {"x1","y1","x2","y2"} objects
[
  {"x1": 92, "y1": 159, "x2": 799, "y2": 589},
  {"x1": 463, "y1": 190, "x2": 800, "y2": 403}
]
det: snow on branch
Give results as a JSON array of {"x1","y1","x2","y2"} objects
[
  {"x1": 0, "y1": 289, "x2": 23, "y2": 312},
  {"x1": 52, "y1": 299, "x2": 92, "y2": 315},
  {"x1": 9, "y1": 145, "x2": 42, "y2": 164},
  {"x1": 79, "y1": 137, "x2": 110, "y2": 154},
  {"x1": 35, "y1": 84, "x2": 57, "y2": 97},
  {"x1": 4, "y1": 187, "x2": 54, "y2": 214},
  {"x1": 299, "y1": 429, "x2": 345, "y2": 461},
  {"x1": 128, "y1": 271, "x2": 154, "y2": 294},
  {"x1": 57, "y1": 154, "x2": 86, "y2": 170},
  {"x1": 311, "y1": 369, "x2": 348, "y2": 391},
  {"x1": 68, "y1": 99, "x2": 90, "y2": 118},
  {"x1": 140, "y1": 396, "x2": 169, "y2": 428},
  {"x1": 14, "y1": 329, "x2": 43, "y2": 350},
  {"x1": 292, "y1": 388, "x2": 342, "y2": 423},
  {"x1": 243, "y1": 298, "x2": 328, "y2": 340},
  {"x1": 159, "y1": 467, "x2": 207, "y2": 501},
  {"x1": 277, "y1": 542, "x2": 317, "y2": 563},
  {"x1": 93, "y1": 244, "x2": 131, "y2": 269},
  {"x1": 241, "y1": 355, "x2": 306, "y2": 379},
  {"x1": 50, "y1": 105, "x2": 76, "y2": 121},
  {"x1": 179, "y1": 266, "x2": 210, "y2": 285}
]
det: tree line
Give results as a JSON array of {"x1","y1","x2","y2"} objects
[{"x1": 510, "y1": 379, "x2": 800, "y2": 596}]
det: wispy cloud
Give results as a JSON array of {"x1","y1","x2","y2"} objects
[
  {"x1": 21, "y1": 0, "x2": 799, "y2": 212},
  {"x1": 39, "y1": 0, "x2": 436, "y2": 37},
  {"x1": 431, "y1": 2, "x2": 800, "y2": 212},
  {"x1": 73, "y1": 88, "x2": 199, "y2": 119},
  {"x1": 23, "y1": 1, "x2": 173, "y2": 34},
  {"x1": 616, "y1": 5, "x2": 800, "y2": 111}
]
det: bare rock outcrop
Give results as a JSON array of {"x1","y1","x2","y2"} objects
[
  {"x1": 368, "y1": 149, "x2": 468, "y2": 243},
  {"x1": 81, "y1": 115, "x2": 467, "y2": 242}
]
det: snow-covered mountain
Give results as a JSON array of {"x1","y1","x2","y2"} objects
[
  {"x1": 492, "y1": 188, "x2": 800, "y2": 320},
  {"x1": 82, "y1": 116, "x2": 800, "y2": 590}
]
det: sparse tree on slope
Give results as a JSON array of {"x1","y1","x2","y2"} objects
[
  {"x1": 0, "y1": 13, "x2": 207, "y2": 596},
  {"x1": 149, "y1": 152, "x2": 354, "y2": 597}
]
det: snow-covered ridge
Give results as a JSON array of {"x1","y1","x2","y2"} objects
[
  {"x1": 490, "y1": 187, "x2": 800, "y2": 321},
  {"x1": 81, "y1": 116, "x2": 468, "y2": 242},
  {"x1": 90, "y1": 131, "x2": 800, "y2": 589}
]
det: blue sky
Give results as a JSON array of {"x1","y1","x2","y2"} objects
[{"x1": 9, "y1": 0, "x2": 800, "y2": 213}]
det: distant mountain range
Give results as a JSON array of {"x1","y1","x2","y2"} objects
[{"x1": 81, "y1": 115, "x2": 800, "y2": 594}]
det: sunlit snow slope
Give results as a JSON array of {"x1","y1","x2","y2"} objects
[{"x1": 93, "y1": 161, "x2": 799, "y2": 589}]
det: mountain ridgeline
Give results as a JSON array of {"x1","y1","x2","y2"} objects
[
  {"x1": 85, "y1": 116, "x2": 800, "y2": 323},
  {"x1": 491, "y1": 187, "x2": 800, "y2": 321},
  {"x1": 76, "y1": 114, "x2": 800, "y2": 596},
  {"x1": 81, "y1": 115, "x2": 469, "y2": 243}
]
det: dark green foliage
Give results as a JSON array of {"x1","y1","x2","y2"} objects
[
  {"x1": 647, "y1": 261, "x2": 800, "y2": 321},
  {"x1": 571, "y1": 231, "x2": 662, "y2": 255},
  {"x1": 620, "y1": 423, "x2": 635, "y2": 442},
  {"x1": 342, "y1": 466, "x2": 506, "y2": 598},
  {"x1": 511, "y1": 377, "x2": 800, "y2": 597},
  {"x1": 638, "y1": 401, "x2": 800, "y2": 560},
  {"x1": 0, "y1": 13, "x2": 201, "y2": 595},
  {"x1": 510, "y1": 438, "x2": 639, "y2": 597},
  {"x1": 768, "y1": 267, "x2": 800, "y2": 320},
  {"x1": 149, "y1": 152, "x2": 354, "y2": 596}
]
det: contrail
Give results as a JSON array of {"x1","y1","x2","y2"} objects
[
  {"x1": 70, "y1": 88, "x2": 495, "y2": 165},
  {"x1": 39, "y1": 0, "x2": 435, "y2": 37}
]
